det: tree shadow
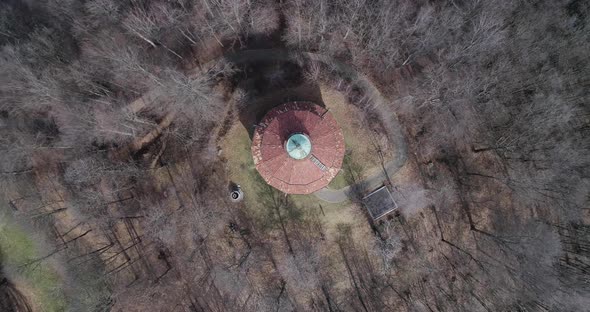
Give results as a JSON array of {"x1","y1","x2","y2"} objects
[
  {"x1": 341, "y1": 153, "x2": 388, "y2": 233},
  {"x1": 220, "y1": 0, "x2": 289, "y2": 52},
  {"x1": 232, "y1": 60, "x2": 325, "y2": 139},
  {"x1": 0, "y1": 249, "x2": 33, "y2": 312},
  {"x1": 203, "y1": 6, "x2": 328, "y2": 139},
  {"x1": 343, "y1": 152, "x2": 368, "y2": 202},
  {"x1": 256, "y1": 183, "x2": 306, "y2": 254}
]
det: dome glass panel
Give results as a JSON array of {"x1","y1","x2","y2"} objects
[{"x1": 286, "y1": 133, "x2": 311, "y2": 159}]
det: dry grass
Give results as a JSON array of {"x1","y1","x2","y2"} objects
[{"x1": 319, "y1": 85, "x2": 395, "y2": 181}]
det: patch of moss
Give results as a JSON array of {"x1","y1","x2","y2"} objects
[{"x1": 0, "y1": 208, "x2": 67, "y2": 312}]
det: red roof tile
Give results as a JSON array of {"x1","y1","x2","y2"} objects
[{"x1": 251, "y1": 102, "x2": 345, "y2": 194}]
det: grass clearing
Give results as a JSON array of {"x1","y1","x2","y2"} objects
[
  {"x1": 320, "y1": 85, "x2": 392, "y2": 180},
  {"x1": 219, "y1": 122, "x2": 351, "y2": 223},
  {"x1": 0, "y1": 207, "x2": 67, "y2": 312},
  {"x1": 219, "y1": 120, "x2": 372, "y2": 242},
  {"x1": 218, "y1": 83, "x2": 384, "y2": 238},
  {"x1": 328, "y1": 171, "x2": 348, "y2": 189},
  {"x1": 327, "y1": 152, "x2": 365, "y2": 189},
  {"x1": 219, "y1": 122, "x2": 263, "y2": 210},
  {"x1": 328, "y1": 154, "x2": 350, "y2": 189}
]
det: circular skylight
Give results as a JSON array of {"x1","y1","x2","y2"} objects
[{"x1": 286, "y1": 133, "x2": 311, "y2": 159}]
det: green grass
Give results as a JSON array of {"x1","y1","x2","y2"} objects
[
  {"x1": 327, "y1": 151, "x2": 368, "y2": 190},
  {"x1": 221, "y1": 124, "x2": 265, "y2": 210},
  {"x1": 289, "y1": 194, "x2": 346, "y2": 213},
  {"x1": 0, "y1": 208, "x2": 67, "y2": 312},
  {"x1": 328, "y1": 170, "x2": 348, "y2": 189},
  {"x1": 327, "y1": 153, "x2": 354, "y2": 189}
]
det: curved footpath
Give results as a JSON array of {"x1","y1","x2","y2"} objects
[{"x1": 214, "y1": 49, "x2": 409, "y2": 203}]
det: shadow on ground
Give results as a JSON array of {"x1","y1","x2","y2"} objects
[
  {"x1": 0, "y1": 249, "x2": 32, "y2": 312},
  {"x1": 231, "y1": 60, "x2": 324, "y2": 138}
]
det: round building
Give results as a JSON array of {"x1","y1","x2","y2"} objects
[{"x1": 251, "y1": 101, "x2": 345, "y2": 194}]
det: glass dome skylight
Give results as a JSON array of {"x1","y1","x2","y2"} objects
[{"x1": 286, "y1": 133, "x2": 311, "y2": 159}]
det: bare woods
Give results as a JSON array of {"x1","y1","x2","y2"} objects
[{"x1": 0, "y1": 0, "x2": 589, "y2": 311}]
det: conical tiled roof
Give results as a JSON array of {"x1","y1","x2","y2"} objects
[{"x1": 251, "y1": 101, "x2": 345, "y2": 194}]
